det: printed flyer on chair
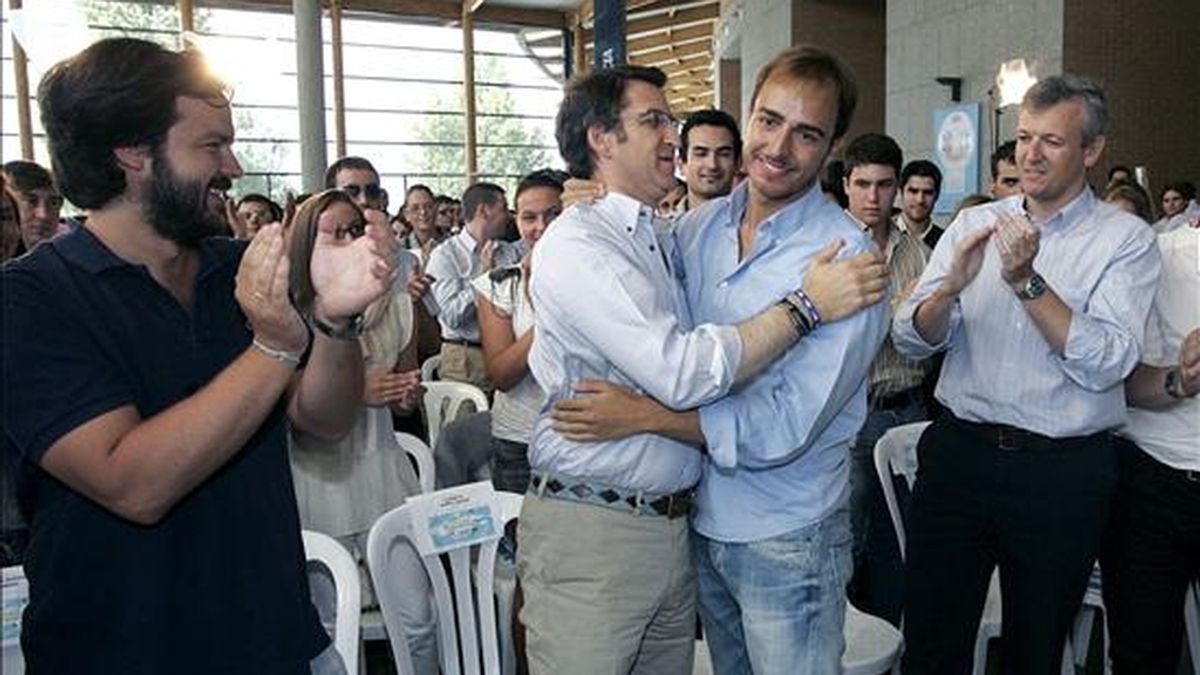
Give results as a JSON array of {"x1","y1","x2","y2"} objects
[{"x1": 406, "y1": 481, "x2": 500, "y2": 556}]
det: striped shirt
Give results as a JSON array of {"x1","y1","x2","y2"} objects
[
  {"x1": 892, "y1": 189, "x2": 1161, "y2": 437},
  {"x1": 855, "y1": 217, "x2": 933, "y2": 398}
]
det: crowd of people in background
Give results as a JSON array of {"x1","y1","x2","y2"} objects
[{"x1": 2, "y1": 35, "x2": 1198, "y2": 675}]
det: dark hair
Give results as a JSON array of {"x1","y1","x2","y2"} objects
[
  {"x1": 990, "y1": 140, "x2": 1017, "y2": 179},
  {"x1": 556, "y1": 65, "x2": 668, "y2": 179},
  {"x1": 37, "y1": 38, "x2": 228, "y2": 209},
  {"x1": 1103, "y1": 182, "x2": 1153, "y2": 223},
  {"x1": 324, "y1": 156, "x2": 378, "y2": 189},
  {"x1": 461, "y1": 182, "x2": 505, "y2": 221},
  {"x1": 680, "y1": 109, "x2": 742, "y2": 164},
  {"x1": 750, "y1": 45, "x2": 858, "y2": 141},
  {"x1": 843, "y1": 133, "x2": 903, "y2": 180},
  {"x1": 287, "y1": 189, "x2": 360, "y2": 314},
  {"x1": 1107, "y1": 165, "x2": 1132, "y2": 182},
  {"x1": 433, "y1": 193, "x2": 455, "y2": 206},
  {"x1": 1162, "y1": 181, "x2": 1197, "y2": 201},
  {"x1": 1, "y1": 175, "x2": 26, "y2": 260},
  {"x1": 516, "y1": 168, "x2": 567, "y2": 202},
  {"x1": 900, "y1": 159, "x2": 942, "y2": 198},
  {"x1": 403, "y1": 184, "x2": 434, "y2": 205},
  {"x1": 821, "y1": 159, "x2": 848, "y2": 208},
  {"x1": 236, "y1": 193, "x2": 283, "y2": 222},
  {"x1": 2, "y1": 160, "x2": 55, "y2": 193},
  {"x1": 1022, "y1": 74, "x2": 1107, "y2": 146}
]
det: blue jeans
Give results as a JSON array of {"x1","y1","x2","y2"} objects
[
  {"x1": 848, "y1": 396, "x2": 927, "y2": 625},
  {"x1": 693, "y1": 508, "x2": 852, "y2": 675}
]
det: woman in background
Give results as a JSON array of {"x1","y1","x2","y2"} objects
[
  {"x1": 286, "y1": 190, "x2": 437, "y2": 675},
  {"x1": 474, "y1": 170, "x2": 565, "y2": 494},
  {"x1": 1104, "y1": 181, "x2": 1154, "y2": 224}
]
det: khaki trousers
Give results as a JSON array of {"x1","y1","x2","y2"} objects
[{"x1": 517, "y1": 492, "x2": 696, "y2": 675}]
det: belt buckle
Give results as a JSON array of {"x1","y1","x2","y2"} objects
[
  {"x1": 665, "y1": 491, "x2": 691, "y2": 518},
  {"x1": 663, "y1": 493, "x2": 679, "y2": 518},
  {"x1": 997, "y1": 428, "x2": 1021, "y2": 451}
]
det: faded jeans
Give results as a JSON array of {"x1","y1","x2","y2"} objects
[{"x1": 693, "y1": 508, "x2": 853, "y2": 675}]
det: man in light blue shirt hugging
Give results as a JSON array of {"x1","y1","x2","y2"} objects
[{"x1": 549, "y1": 46, "x2": 891, "y2": 675}]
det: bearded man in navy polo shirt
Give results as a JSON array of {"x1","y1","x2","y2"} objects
[{"x1": 1, "y1": 38, "x2": 396, "y2": 675}]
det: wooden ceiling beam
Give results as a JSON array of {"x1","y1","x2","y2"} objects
[
  {"x1": 665, "y1": 81, "x2": 711, "y2": 96},
  {"x1": 582, "y1": 4, "x2": 718, "y2": 41},
  {"x1": 665, "y1": 74, "x2": 710, "y2": 89},
  {"x1": 201, "y1": 0, "x2": 567, "y2": 28},
  {"x1": 628, "y1": 38, "x2": 711, "y2": 66},
  {"x1": 659, "y1": 54, "x2": 710, "y2": 75},
  {"x1": 588, "y1": 22, "x2": 709, "y2": 54},
  {"x1": 628, "y1": 0, "x2": 715, "y2": 16},
  {"x1": 669, "y1": 94, "x2": 713, "y2": 106}
]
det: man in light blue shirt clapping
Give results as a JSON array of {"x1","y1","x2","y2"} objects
[{"x1": 892, "y1": 74, "x2": 1161, "y2": 674}]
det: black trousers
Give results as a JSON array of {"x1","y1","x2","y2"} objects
[
  {"x1": 1100, "y1": 436, "x2": 1200, "y2": 675},
  {"x1": 901, "y1": 413, "x2": 1117, "y2": 675}
]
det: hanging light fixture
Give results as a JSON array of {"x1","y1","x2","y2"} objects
[{"x1": 994, "y1": 58, "x2": 1038, "y2": 108}]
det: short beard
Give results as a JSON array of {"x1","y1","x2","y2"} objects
[{"x1": 146, "y1": 144, "x2": 229, "y2": 247}]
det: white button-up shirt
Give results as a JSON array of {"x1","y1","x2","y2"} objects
[
  {"x1": 426, "y1": 228, "x2": 517, "y2": 342},
  {"x1": 527, "y1": 192, "x2": 743, "y2": 493}
]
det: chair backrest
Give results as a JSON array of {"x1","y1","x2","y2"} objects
[
  {"x1": 395, "y1": 432, "x2": 436, "y2": 494},
  {"x1": 2, "y1": 566, "x2": 27, "y2": 675},
  {"x1": 367, "y1": 489, "x2": 523, "y2": 675},
  {"x1": 1185, "y1": 580, "x2": 1200, "y2": 675},
  {"x1": 872, "y1": 421, "x2": 932, "y2": 562},
  {"x1": 302, "y1": 531, "x2": 361, "y2": 675},
  {"x1": 421, "y1": 355, "x2": 442, "y2": 383},
  {"x1": 423, "y1": 381, "x2": 489, "y2": 450}
]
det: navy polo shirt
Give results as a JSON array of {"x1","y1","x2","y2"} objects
[{"x1": 1, "y1": 227, "x2": 327, "y2": 674}]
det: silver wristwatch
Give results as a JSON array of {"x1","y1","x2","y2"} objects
[{"x1": 1014, "y1": 273, "x2": 1047, "y2": 301}]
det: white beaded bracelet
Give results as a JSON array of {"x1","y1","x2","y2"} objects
[{"x1": 252, "y1": 337, "x2": 305, "y2": 368}]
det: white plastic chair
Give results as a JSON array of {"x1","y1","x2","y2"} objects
[
  {"x1": 1186, "y1": 580, "x2": 1200, "y2": 675},
  {"x1": 422, "y1": 381, "x2": 489, "y2": 450},
  {"x1": 302, "y1": 531, "x2": 362, "y2": 675},
  {"x1": 367, "y1": 487, "x2": 522, "y2": 675},
  {"x1": 395, "y1": 432, "x2": 436, "y2": 494},
  {"x1": 420, "y1": 354, "x2": 442, "y2": 383},
  {"x1": 693, "y1": 639, "x2": 714, "y2": 675},
  {"x1": 843, "y1": 602, "x2": 904, "y2": 674},
  {"x1": 1066, "y1": 564, "x2": 1109, "y2": 675},
  {"x1": 1, "y1": 566, "x2": 27, "y2": 675}
]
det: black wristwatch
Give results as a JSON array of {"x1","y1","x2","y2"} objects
[
  {"x1": 311, "y1": 313, "x2": 364, "y2": 341},
  {"x1": 1014, "y1": 273, "x2": 1047, "y2": 301}
]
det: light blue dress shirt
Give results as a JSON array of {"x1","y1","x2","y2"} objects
[
  {"x1": 680, "y1": 182, "x2": 890, "y2": 543},
  {"x1": 527, "y1": 192, "x2": 744, "y2": 494},
  {"x1": 892, "y1": 189, "x2": 1161, "y2": 437}
]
